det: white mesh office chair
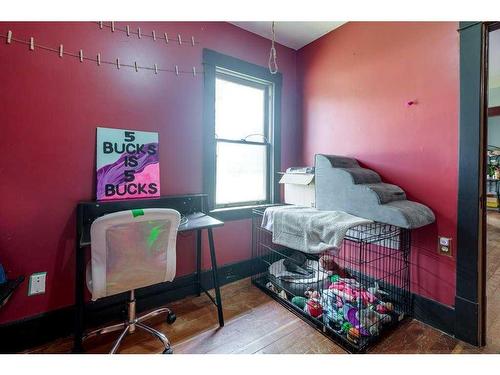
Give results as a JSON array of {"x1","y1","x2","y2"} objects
[{"x1": 84, "y1": 208, "x2": 181, "y2": 354}]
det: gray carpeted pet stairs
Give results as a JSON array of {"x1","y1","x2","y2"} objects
[{"x1": 315, "y1": 154, "x2": 435, "y2": 229}]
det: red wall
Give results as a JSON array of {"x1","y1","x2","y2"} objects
[
  {"x1": 0, "y1": 22, "x2": 300, "y2": 324},
  {"x1": 297, "y1": 22, "x2": 459, "y2": 306},
  {"x1": 0, "y1": 21, "x2": 461, "y2": 325}
]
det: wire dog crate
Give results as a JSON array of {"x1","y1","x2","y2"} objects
[{"x1": 251, "y1": 208, "x2": 411, "y2": 353}]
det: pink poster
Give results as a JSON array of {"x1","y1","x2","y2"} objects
[{"x1": 96, "y1": 127, "x2": 160, "y2": 200}]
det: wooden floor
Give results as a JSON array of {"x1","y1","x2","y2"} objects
[{"x1": 27, "y1": 213, "x2": 500, "y2": 354}]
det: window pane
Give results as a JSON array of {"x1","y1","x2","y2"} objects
[
  {"x1": 216, "y1": 142, "x2": 267, "y2": 205},
  {"x1": 215, "y1": 77, "x2": 265, "y2": 140}
]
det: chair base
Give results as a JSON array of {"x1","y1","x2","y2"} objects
[{"x1": 83, "y1": 290, "x2": 175, "y2": 354}]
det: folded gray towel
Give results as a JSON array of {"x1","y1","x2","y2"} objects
[{"x1": 270, "y1": 206, "x2": 372, "y2": 254}]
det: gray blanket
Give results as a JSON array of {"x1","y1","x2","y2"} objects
[{"x1": 265, "y1": 206, "x2": 372, "y2": 254}]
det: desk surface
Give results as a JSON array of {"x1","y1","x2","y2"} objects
[
  {"x1": 79, "y1": 212, "x2": 223, "y2": 247},
  {"x1": 179, "y1": 212, "x2": 224, "y2": 232}
]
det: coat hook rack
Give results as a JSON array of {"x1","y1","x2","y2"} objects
[
  {"x1": 95, "y1": 22, "x2": 198, "y2": 47},
  {"x1": 0, "y1": 30, "x2": 203, "y2": 77}
]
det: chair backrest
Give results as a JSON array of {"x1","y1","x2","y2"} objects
[{"x1": 89, "y1": 208, "x2": 181, "y2": 300}]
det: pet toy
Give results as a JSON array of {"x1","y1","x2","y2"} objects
[
  {"x1": 304, "y1": 288, "x2": 323, "y2": 318},
  {"x1": 291, "y1": 296, "x2": 307, "y2": 309}
]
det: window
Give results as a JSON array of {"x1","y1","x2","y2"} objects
[
  {"x1": 203, "y1": 50, "x2": 282, "y2": 218},
  {"x1": 215, "y1": 74, "x2": 270, "y2": 207}
]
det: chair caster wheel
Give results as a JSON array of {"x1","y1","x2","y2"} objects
[
  {"x1": 166, "y1": 312, "x2": 176, "y2": 324},
  {"x1": 162, "y1": 347, "x2": 174, "y2": 354}
]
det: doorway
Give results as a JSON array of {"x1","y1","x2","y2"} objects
[
  {"x1": 456, "y1": 21, "x2": 500, "y2": 348},
  {"x1": 484, "y1": 26, "x2": 500, "y2": 352}
]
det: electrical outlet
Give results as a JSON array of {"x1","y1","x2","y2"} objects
[
  {"x1": 438, "y1": 237, "x2": 452, "y2": 257},
  {"x1": 28, "y1": 272, "x2": 47, "y2": 296}
]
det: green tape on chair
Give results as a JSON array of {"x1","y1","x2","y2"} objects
[{"x1": 131, "y1": 209, "x2": 144, "y2": 217}]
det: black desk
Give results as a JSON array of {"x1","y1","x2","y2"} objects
[{"x1": 74, "y1": 194, "x2": 224, "y2": 353}]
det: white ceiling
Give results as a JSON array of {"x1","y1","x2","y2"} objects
[
  {"x1": 490, "y1": 29, "x2": 500, "y2": 89},
  {"x1": 231, "y1": 21, "x2": 346, "y2": 50},
  {"x1": 231, "y1": 22, "x2": 500, "y2": 90}
]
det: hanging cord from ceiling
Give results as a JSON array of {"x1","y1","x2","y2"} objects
[{"x1": 268, "y1": 21, "x2": 278, "y2": 74}]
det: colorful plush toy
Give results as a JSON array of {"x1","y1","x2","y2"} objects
[
  {"x1": 304, "y1": 288, "x2": 323, "y2": 318},
  {"x1": 357, "y1": 307, "x2": 392, "y2": 336},
  {"x1": 330, "y1": 274, "x2": 340, "y2": 283},
  {"x1": 375, "y1": 301, "x2": 394, "y2": 314},
  {"x1": 347, "y1": 327, "x2": 361, "y2": 343},
  {"x1": 341, "y1": 322, "x2": 352, "y2": 333},
  {"x1": 343, "y1": 304, "x2": 370, "y2": 336},
  {"x1": 291, "y1": 296, "x2": 307, "y2": 309},
  {"x1": 328, "y1": 279, "x2": 378, "y2": 306}
]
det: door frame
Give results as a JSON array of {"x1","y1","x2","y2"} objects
[{"x1": 456, "y1": 21, "x2": 500, "y2": 346}]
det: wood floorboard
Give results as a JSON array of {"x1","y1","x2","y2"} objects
[{"x1": 25, "y1": 212, "x2": 500, "y2": 354}]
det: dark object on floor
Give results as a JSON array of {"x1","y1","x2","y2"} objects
[
  {"x1": 0, "y1": 276, "x2": 24, "y2": 309},
  {"x1": 283, "y1": 250, "x2": 312, "y2": 277}
]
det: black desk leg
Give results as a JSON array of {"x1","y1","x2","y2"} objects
[
  {"x1": 196, "y1": 229, "x2": 202, "y2": 297},
  {"x1": 207, "y1": 228, "x2": 224, "y2": 327},
  {"x1": 73, "y1": 246, "x2": 85, "y2": 353}
]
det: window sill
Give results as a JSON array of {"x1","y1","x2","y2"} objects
[{"x1": 210, "y1": 203, "x2": 283, "y2": 222}]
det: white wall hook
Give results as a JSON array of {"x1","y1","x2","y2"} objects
[
  {"x1": 116, "y1": 58, "x2": 120, "y2": 69},
  {"x1": 134, "y1": 61, "x2": 138, "y2": 72},
  {"x1": 99, "y1": 21, "x2": 103, "y2": 29},
  {"x1": 154, "y1": 63, "x2": 158, "y2": 74},
  {"x1": 175, "y1": 65, "x2": 179, "y2": 76},
  {"x1": 59, "y1": 44, "x2": 63, "y2": 57},
  {"x1": 191, "y1": 36, "x2": 195, "y2": 46},
  {"x1": 6, "y1": 30, "x2": 12, "y2": 44},
  {"x1": 164, "y1": 32, "x2": 169, "y2": 43},
  {"x1": 152, "y1": 30, "x2": 156, "y2": 41},
  {"x1": 126, "y1": 25, "x2": 130, "y2": 36},
  {"x1": 79, "y1": 49, "x2": 83, "y2": 62},
  {"x1": 29, "y1": 37, "x2": 34, "y2": 51},
  {"x1": 192, "y1": 66, "x2": 196, "y2": 76},
  {"x1": 177, "y1": 34, "x2": 182, "y2": 45},
  {"x1": 111, "y1": 22, "x2": 115, "y2": 32},
  {"x1": 138, "y1": 27, "x2": 141, "y2": 39},
  {"x1": 97, "y1": 53, "x2": 101, "y2": 66}
]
